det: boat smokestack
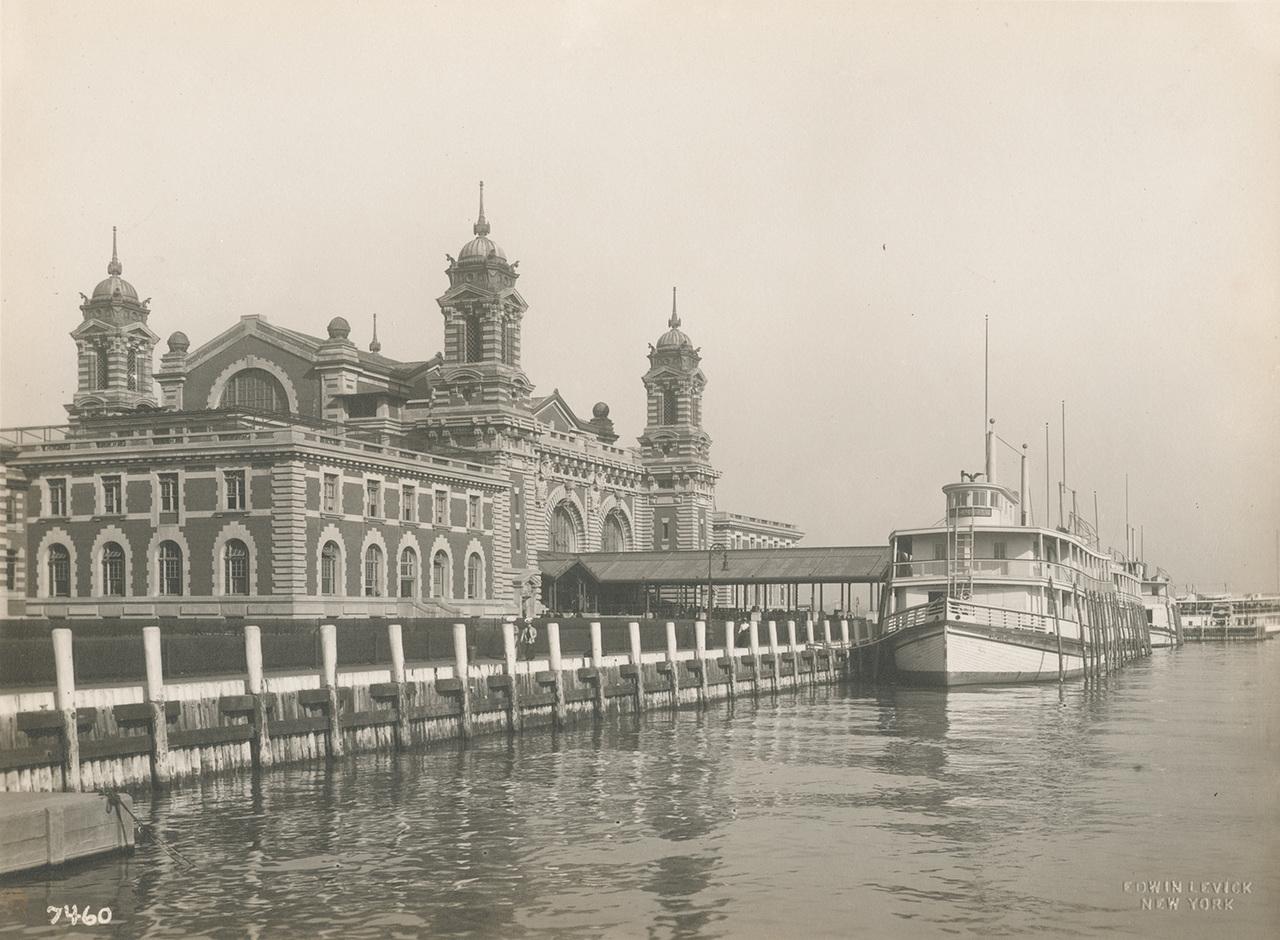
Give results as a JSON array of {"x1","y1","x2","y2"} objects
[
  {"x1": 985, "y1": 419, "x2": 996, "y2": 484},
  {"x1": 1020, "y1": 444, "x2": 1030, "y2": 525}
]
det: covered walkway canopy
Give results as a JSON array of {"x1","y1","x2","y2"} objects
[{"x1": 539, "y1": 545, "x2": 891, "y2": 618}]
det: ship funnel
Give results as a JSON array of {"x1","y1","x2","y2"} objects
[
  {"x1": 1020, "y1": 444, "x2": 1030, "y2": 525},
  {"x1": 985, "y1": 419, "x2": 996, "y2": 485}
]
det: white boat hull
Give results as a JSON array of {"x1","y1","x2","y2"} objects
[{"x1": 891, "y1": 620, "x2": 1086, "y2": 686}]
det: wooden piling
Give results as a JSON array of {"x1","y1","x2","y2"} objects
[
  {"x1": 664, "y1": 621, "x2": 680, "y2": 707},
  {"x1": 452, "y1": 623, "x2": 472, "y2": 739},
  {"x1": 694, "y1": 621, "x2": 709, "y2": 707},
  {"x1": 142, "y1": 626, "x2": 170, "y2": 786},
  {"x1": 501, "y1": 620, "x2": 522, "y2": 731},
  {"x1": 244, "y1": 625, "x2": 272, "y2": 770},
  {"x1": 388, "y1": 622, "x2": 414, "y2": 747},
  {"x1": 747, "y1": 620, "x2": 761, "y2": 696},
  {"x1": 723, "y1": 621, "x2": 737, "y2": 701},
  {"x1": 547, "y1": 622, "x2": 567, "y2": 728},
  {"x1": 786, "y1": 620, "x2": 798, "y2": 686},
  {"x1": 320, "y1": 623, "x2": 344, "y2": 758},
  {"x1": 628, "y1": 621, "x2": 645, "y2": 711},
  {"x1": 52, "y1": 628, "x2": 79, "y2": 793},
  {"x1": 587, "y1": 621, "x2": 606, "y2": 717},
  {"x1": 767, "y1": 620, "x2": 780, "y2": 693}
]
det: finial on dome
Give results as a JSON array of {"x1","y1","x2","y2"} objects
[
  {"x1": 669, "y1": 286, "x2": 680, "y2": 329},
  {"x1": 107, "y1": 226, "x2": 122, "y2": 276},
  {"x1": 473, "y1": 181, "x2": 490, "y2": 237},
  {"x1": 370, "y1": 313, "x2": 382, "y2": 354}
]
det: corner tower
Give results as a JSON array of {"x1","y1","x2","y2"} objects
[
  {"x1": 638, "y1": 288, "x2": 718, "y2": 549},
  {"x1": 426, "y1": 182, "x2": 535, "y2": 451},
  {"x1": 69, "y1": 228, "x2": 160, "y2": 417}
]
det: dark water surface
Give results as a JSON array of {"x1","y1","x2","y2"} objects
[{"x1": 3, "y1": 644, "x2": 1277, "y2": 938}]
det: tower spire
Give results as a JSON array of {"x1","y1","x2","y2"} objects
[
  {"x1": 473, "y1": 181, "x2": 490, "y2": 237},
  {"x1": 669, "y1": 286, "x2": 680, "y2": 329},
  {"x1": 107, "y1": 226, "x2": 122, "y2": 276},
  {"x1": 370, "y1": 313, "x2": 381, "y2": 354}
]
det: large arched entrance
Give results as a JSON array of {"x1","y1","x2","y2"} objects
[{"x1": 549, "y1": 502, "x2": 581, "y2": 553}]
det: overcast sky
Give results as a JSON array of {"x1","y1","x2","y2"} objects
[{"x1": 3, "y1": 1, "x2": 1278, "y2": 593}]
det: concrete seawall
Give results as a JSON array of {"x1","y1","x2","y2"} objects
[{"x1": 0, "y1": 619, "x2": 877, "y2": 793}]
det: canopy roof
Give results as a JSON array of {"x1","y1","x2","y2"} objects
[{"x1": 539, "y1": 546, "x2": 890, "y2": 586}]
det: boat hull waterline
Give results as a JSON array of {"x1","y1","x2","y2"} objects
[{"x1": 891, "y1": 620, "x2": 1086, "y2": 687}]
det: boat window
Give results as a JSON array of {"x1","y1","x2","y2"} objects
[
  {"x1": 974, "y1": 491, "x2": 988, "y2": 507},
  {"x1": 991, "y1": 493, "x2": 1000, "y2": 509},
  {"x1": 961, "y1": 491, "x2": 971, "y2": 506}
]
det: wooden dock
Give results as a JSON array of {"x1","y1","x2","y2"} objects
[{"x1": 0, "y1": 791, "x2": 135, "y2": 875}]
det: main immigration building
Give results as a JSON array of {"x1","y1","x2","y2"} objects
[{"x1": 0, "y1": 187, "x2": 800, "y2": 621}]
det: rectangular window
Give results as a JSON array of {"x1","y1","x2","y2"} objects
[
  {"x1": 434, "y1": 490, "x2": 448, "y2": 525},
  {"x1": 102, "y1": 475, "x2": 123, "y2": 514},
  {"x1": 974, "y1": 490, "x2": 988, "y2": 506},
  {"x1": 366, "y1": 480, "x2": 381, "y2": 517},
  {"x1": 933, "y1": 541, "x2": 946, "y2": 561},
  {"x1": 512, "y1": 487, "x2": 521, "y2": 517},
  {"x1": 224, "y1": 470, "x2": 246, "y2": 511},
  {"x1": 468, "y1": 494, "x2": 481, "y2": 529},
  {"x1": 4, "y1": 550, "x2": 15, "y2": 590},
  {"x1": 49, "y1": 479, "x2": 67, "y2": 517},
  {"x1": 993, "y1": 541, "x2": 1007, "y2": 560},
  {"x1": 514, "y1": 525, "x2": 523, "y2": 553},
  {"x1": 323, "y1": 473, "x2": 339, "y2": 513},
  {"x1": 662, "y1": 519, "x2": 670, "y2": 543},
  {"x1": 4, "y1": 494, "x2": 14, "y2": 523},
  {"x1": 402, "y1": 485, "x2": 416, "y2": 522},
  {"x1": 158, "y1": 473, "x2": 179, "y2": 512}
]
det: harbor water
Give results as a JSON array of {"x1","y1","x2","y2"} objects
[{"x1": 2, "y1": 643, "x2": 1276, "y2": 938}]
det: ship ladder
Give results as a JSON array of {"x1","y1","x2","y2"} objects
[{"x1": 947, "y1": 515, "x2": 976, "y2": 601}]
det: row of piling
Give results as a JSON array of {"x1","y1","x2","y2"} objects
[
  {"x1": 7, "y1": 617, "x2": 878, "y2": 793},
  {"x1": 1072, "y1": 588, "x2": 1152, "y2": 685}
]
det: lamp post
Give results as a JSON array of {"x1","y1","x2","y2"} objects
[{"x1": 707, "y1": 544, "x2": 729, "y2": 619}]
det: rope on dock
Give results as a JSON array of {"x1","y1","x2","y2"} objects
[{"x1": 99, "y1": 788, "x2": 195, "y2": 870}]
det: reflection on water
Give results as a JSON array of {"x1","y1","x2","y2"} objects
[{"x1": 3, "y1": 644, "x2": 1277, "y2": 938}]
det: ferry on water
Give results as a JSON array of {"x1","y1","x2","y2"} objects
[
  {"x1": 1135, "y1": 562, "x2": 1182, "y2": 648},
  {"x1": 1174, "y1": 593, "x2": 1280, "y2": 641},
  {"x1": 881, "y1": 422, "x2": 1146, "y2": 685}
]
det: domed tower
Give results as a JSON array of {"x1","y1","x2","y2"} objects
[
  {"x1": 638, "y1": 288, "x2": 718, "y2": 550},
  {"x1": 427, "y1": 182, "x2": 535, "y2": 451},
  {"x1": 68, "y1": 228, "x2": 160, "y2": 417}
]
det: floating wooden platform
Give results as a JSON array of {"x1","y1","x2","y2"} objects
[{"x1": 0, "y1": 792, "x2": 136, "y2": 876}]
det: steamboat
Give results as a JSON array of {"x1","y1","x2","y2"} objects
[{"x1": 881, "y1": 422, "x2": 1146, "y2": 685}]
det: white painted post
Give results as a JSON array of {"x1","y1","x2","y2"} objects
[
  {"x1": 387, "y1": 623, "x2": 411, "y2": 749},
  {"x1": 748, "y1": 620, "x2": 762, "y2": 694},
  {"x1": 664, "y1": 621, "x2": 680, "y2": 706},
  {"x1": 547, "y1": 622, "x2": 566, "y2": 727},
  {"x1": 320, "y1": 623, "x2": 343, "y2": 757},
  {"x1": 388, "y1": 623, "x2": 405, "y2": 685},
  {"x1": 243, "y1": 625, "x2": 272, "y2": 770},
  {"x1": 143, "y1": 625, "x2": 171, "y2": 786},
  {"x1": 694, "y1": 620, "x2": 709, "y2": 706},
  {"x1": 452, "y1": 623, "x2": 472, "y2": 738},
  {"x1": 723, "y1": 621, "x2": 737, "y2": 700},
  {"x1": 52, "y1": 628, "x2": 80, "y2": 792},
  {"x1": 501, "y1": 619, "x2": 521, "y2": 732},
  {"x1": 786, "y1": 619, "x2": 798, "y2": 651},
  {"x1": 839, "y1": 619, "x2": 850, "y2": 646},
  {"x1": 628, "y1": 621, "x2": 645, "y2": 710},
  {"x1": 588, "y1": 621, "x2": 605, "y2": 716},
  {"x1": 767, "y1": 620, "x2": 780, "y2": 692},
  {"x1": 822, "y1": 619, "x2": 832, "y2": 645}
]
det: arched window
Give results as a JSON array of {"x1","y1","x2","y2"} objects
[
  {"x1": 503, "y1": 321, "x2": 516, "y2": 365},
  {"x1": 464, "y1": 311, "x2": 483, "y2": 362},
  {"x1": 550, "y1": 504, "x2": 578, "y2": 553},
  {"x1": 101, "y1": 542, "x2": 126, "y2": 596},
  {"x1": 48, "y1": 544, "x2": 71, "y2": 597},
  {"x1": 364, "y1": 545, "x2": 383, "y2": 597},
  {"x1": 219, "y1": 368, "x2": 288, "y2": 413},
  {"x1": 224, "y1": 539, "x2": 249, "y2": 595},
  {"x1": 432, "y1": 550, "x2": 450, "y2": 598},
  {"x1": 662, "y1": 389, "x2": 679, "y2": 426},
  {"x1": 399, "y1": 547, "x2": 417, "y2": 598},
  {"x1": 320, "y1": 541, "x2": 340, "y2": 596},
  {"x1": 602, "y1": 512, "x2": 628, "y2": 552},
  {"x1": 158, "y1": 541, "x2": 183, "y2": 596},
  {"x1": 466, "y1": 553, "x2": 482, "y2": 599},
  {"x1": 126, "y1": 348, "x2": 138, "y2": 391}
]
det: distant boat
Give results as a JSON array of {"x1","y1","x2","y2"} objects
[
  {"x1": 881, "y1": 425, "x2": 1147, "y2": 686},
  {"x1": 1135, "y1": 562, "x2": 1181, "y2": 648},
  {"x1": 1175, "y1": 593, "x2": 1280, "y2": 641}
]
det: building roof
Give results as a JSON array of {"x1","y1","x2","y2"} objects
[{"x1": 539, "y1": 545, "x2": 891, "y2": 585}]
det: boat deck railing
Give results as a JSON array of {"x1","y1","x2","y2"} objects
[
  {"x1": 891, "y1": 559, "x2": 1117, "y2": 594},
  {"x1": 882, "y1": 598, "x2": 1057, "y2": 636}
]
